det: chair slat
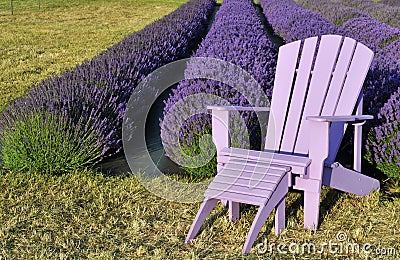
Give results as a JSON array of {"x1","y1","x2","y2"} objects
[
  {"x1": 217, "y1": 169, "x2": 282, "y2": 182},
  {"x1": 219, "y1": 147, "x2": 311, "y2": 168},
  {"x1": 281, "y1": 37, "x2": 318, "y2": 153},
  {"x1": 222, "y1": 162, "x2": 288, "y2": 176},
  {"x1": 265, "y1": 40, "x2": 301, "y2": 151},
  {"x1": 211, "y1": 175, "x2": 278, "y2": 190},
  {"x1": 294, "y1": 35, "x2": 343, "y2": 155},
  {"x1": 335, "y1": 42, "x2": 374, "y2": 115},
  {"x1": 327, "y1": 43, "x2": 374, "y2": 159},
  {"x1": 322, "y1": 37, "x2": 357, "y2": 116},
  {"x1": 219, "y1": 156, "x2": 307, "y2": 175},
  {"x1": 204, "y1": 189, "x2": 266, "y2": 205},
  {"x1": 207, "y1": 182, "x2": 274, "y2": 195}
]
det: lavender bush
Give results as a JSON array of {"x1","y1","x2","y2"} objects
[
  {"x1": 335, "y1": 0, "x2": 400, "y2": 28},
  {"x1": 259, "y1": 0, "x2": 340, "y2": 43},
  {"x1": 380, "y1": 0, "x2": 400, "y2": 7},
  {"x1": 160, "y1": 0, "x2": 277, "y2": 179},
  {"x1": 0, "y1": 0, "x2": 216, "y2": 174},
  {"x1": 364, "y1": 51, "x2": 400, "y2": 117},
  {"x1": 383, "y1": 39, "x2": 400, "y2": 62},
  {"x1": 0, "y1": 109, "x2": 105, "y2": 173},
  {"x1": 297, "y1": 0, "x2": 369, "y2": 26},
  {"x1": 341, "y1": 17, "x2": 400, "y2": 51},
  {"x1": 366, "y1": 86, "x2": 400, "y2": 179}
]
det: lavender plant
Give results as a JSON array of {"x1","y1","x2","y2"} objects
[
  {"x1": 364, "y1": 51, "x2": 400, "y2": 117},
  {"x1": 380, "y1": 0, "x2": 400, "y2": 7},
  {"x1": 297, "y1": 0, "x2": 369, "y2": 26},
  {"x1": 160, "y1": 0, "x2": 277, "y2": 179},
  {"x1": 366, "y1": 86, "x2": 400, "y2": 179},
  {"x1": 383, "y1": 39, "x2": 400, "y2": 62},
  {"x1": 0, "y1": 109, "x2": 104, "y2": 173},
  {"x1": 0, "y1": 0, "x2": 216, "y2": 174},
  {"x1": 334, "y1": 0, "x2": 400, "y2": 28},
  {"x1": 341, "y1": 17, "x2": 400, "y2": 51},
  {"x1": 259, "y1": 0, "x2": 340, "y2": 43}
]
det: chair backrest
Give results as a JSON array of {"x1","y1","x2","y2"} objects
[{"x1": 265, "y1": 35, "x2": 374, "y2": 156}]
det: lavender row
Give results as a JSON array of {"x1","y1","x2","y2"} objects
[
  {"x1": 336, "y1": 0, "x2": 400, "y2": 28},
  {"x1": 259, "y1": 0, "x2": 339, "y2": 43},
  {"x1": 341, "y1": 17, "x2": 400, "y2": 51},
  {"x1": 383, "y1": 39, "x2": 400, "y2": 62},
  {"x1": 380, "y1": 0, "x2": 400, "y2": 7},
  {"x1": 289, "y1": 0, "x2": 400, "y2": 114},
  {"x1": 297, "y1": 0, "x2": 369, "y2": 26},
  {"x1": 0, "y1": 0, "x2": 216, "y2": 172},
  {"x1": 294, "y1": 0, "x2": 400, "y2": 52},
  {"x1": 160, "y1": 0, "x2": 278, "y2": 178},
  {"x1": 366, "y1": 86, "x2": 400, "y2": 179}
]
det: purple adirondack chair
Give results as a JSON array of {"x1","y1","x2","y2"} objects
[{"x1": 185, "y1": 35, "x2": 380, "y2": 254}]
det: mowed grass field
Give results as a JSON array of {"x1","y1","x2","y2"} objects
[
  {"x1": 0, "y1": 0, "x2": 399, "y2": 258},
  {"x1": 0, "y1": 0, "x2": 187, "y2": 108}
]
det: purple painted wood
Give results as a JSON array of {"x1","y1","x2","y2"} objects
[
  {"x1": 229, "y1": 201, "x2": 240, "y2": 222},
  {"x1": 295, "y1": 35, "x2": 343, "y2": 154},
  {"x1": 303, "y1": 119, "x2": 329, "y2": 229},
  {"x1": 353, "y1": 95, "x2": 364, "y2": 172},
  {"x1": 211, "y1": 109, "x2": 229, "y2": 174},
  {"x1": 335, "y1": 42, "x2": 374, "y2": 115},
  {"x1": 185, "y1": 157, "x2": 290, "y2": 251},
  {"x1": 265, "y1": 40, "x2": 301, "y2": 152},
  {"x1": 204, "y1": 167, "x2": 288, "y2": 205},
  {"x1": 280, "y1": 36, "x2": 318, "y2": 153},
  {"x1": 218, "y1": 148, "x2": 309, "y2": 176},
  {"x1": 275, "y1": 197, "x2": 285, "y2": 235},
  {"x1": 185, "y1": 35, "x2": 380, "y2": 254},
  {"x1": 242, "y1": 173, "x2": 288, "y2": 254},
  {"x1": 322, "y1": 37, "x2": 357, "y2": 116},
  {"x1": 322, "y1": 163, "x2": 380, "y2": 195},
  {"x1": 185, "y1": 198, "x2": 218, "y2": 244}
]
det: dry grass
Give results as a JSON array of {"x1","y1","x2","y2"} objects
[{"x1": 0, "y1": 170, "x2": 398, "y2": 259}]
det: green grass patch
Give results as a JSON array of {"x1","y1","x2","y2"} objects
[{"x1": 0, "y1": 0, "x2": 187, "y2": 108}]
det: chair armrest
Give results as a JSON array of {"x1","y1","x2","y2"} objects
[
  {"x1": 207, "y1": 105, "x2": 270, "y2": 112},
  {"x1": 306, "y1": 115, "x2": 373, "y2": 123},
  {"x1": 307, "y1": 114, "x2": 373, "y2": 177}
]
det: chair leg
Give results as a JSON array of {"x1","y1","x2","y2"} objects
[
  {"x1": 185, "y1": 198, "x2": 218, "y2": 244},
  {"x1": 303, "y1": 191, "x2": 320, "y2": 230},
  {"x1": 221, "y1": 199, "x2": 228, "y2": 207},
  {"x1": 241, "y1": 203, "x2": 275, "y2": 255},
  {"x1": 229, "y1": 201, "x2": 240, "y2": 222},
  {"x1": 274, "y1": 197, "x2": 285, "y2": 235}
]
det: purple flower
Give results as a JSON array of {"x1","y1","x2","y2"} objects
[
  {"x1": 0, "y1": 0, "x2": 216, "y2": 171},
  {"x1": 160, "y1": 0, "x2": 277, "y2": 170}
]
